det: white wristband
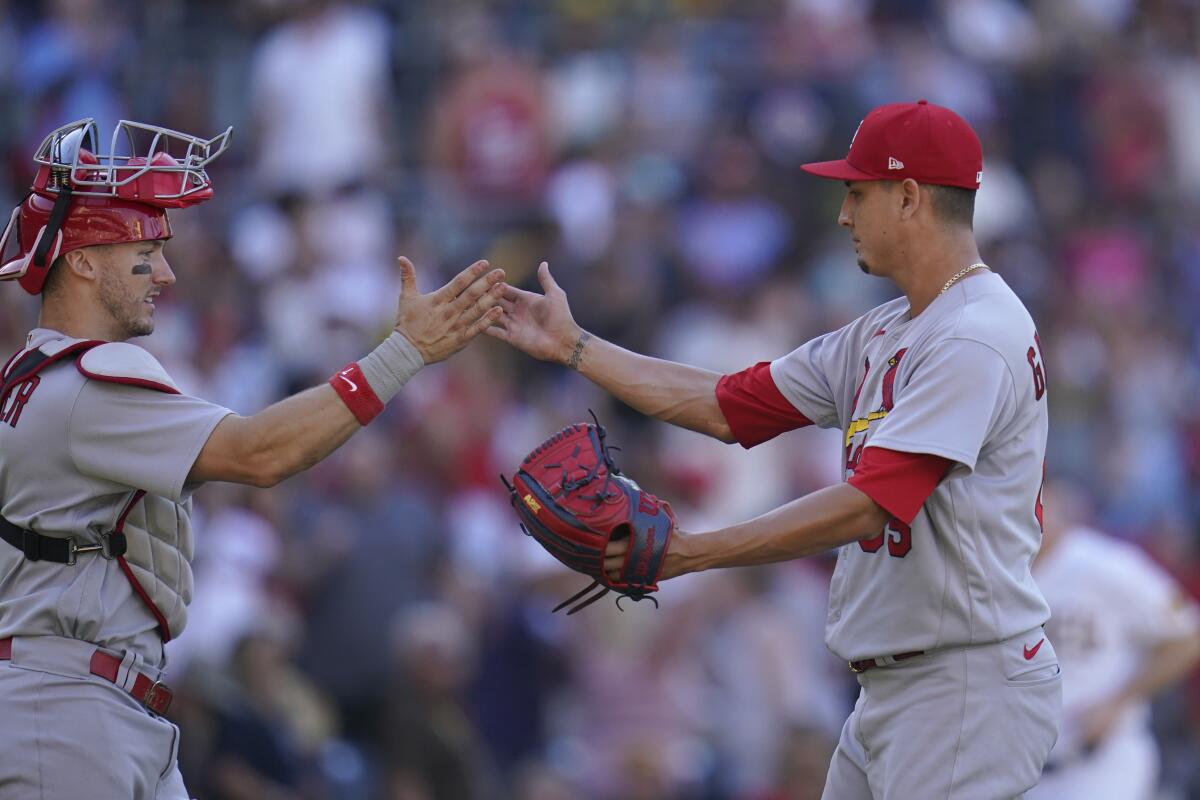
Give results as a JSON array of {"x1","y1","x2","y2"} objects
[{"x1": 358, "y1": 331, "x2": 424, "y2": 404}]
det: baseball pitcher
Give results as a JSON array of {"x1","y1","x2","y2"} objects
[{"x1": 492, "y1": 101, "x2": 1062, "y2": 799}]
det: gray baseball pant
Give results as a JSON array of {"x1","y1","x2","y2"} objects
[
  {"x1": 822, "y1": 628, "x2": 1062, "y2": 800},
  {"x1": 0, "y1": 635, "x2": 188, "y2": 799}
]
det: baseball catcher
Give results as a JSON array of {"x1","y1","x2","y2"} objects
[
  {"x1": 0, "y1": 117, "x2": 504, "y2": 799},
  {"x1": 503, "y1": 417, "x2": 675, "y2": 613}
]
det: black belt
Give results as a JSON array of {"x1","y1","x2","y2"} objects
[{"x1": 0, "y1": 514, "x2": 126, "y2": 565}]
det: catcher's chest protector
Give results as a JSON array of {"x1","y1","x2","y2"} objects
[{"x1": 0, "y1": 338, "x2": 198, "y2": 642}]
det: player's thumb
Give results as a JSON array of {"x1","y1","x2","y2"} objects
[
  {"x1": 537, "y1": 261, "x2": 561, "y2": 294},
  {"x1": 397, "y1": 256, "x2": 418, "y2": 296}
]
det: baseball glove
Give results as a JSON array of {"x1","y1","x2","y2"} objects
[{"x1": 503, "y1": 417, "x2": 676, "y2": 614}]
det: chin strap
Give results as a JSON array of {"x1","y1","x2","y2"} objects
[{"x1": 31, "y1": 185, "x2": 73, "y2": 268}]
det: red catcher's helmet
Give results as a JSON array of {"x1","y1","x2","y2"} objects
[{"x1": 0, "y1": 118, "x2": 233, "y2": 294}]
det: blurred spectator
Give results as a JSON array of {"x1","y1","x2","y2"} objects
[
  {"x1": 700, "y1": 570, "x2": 841, "y2": 796},
  {"x1": 168, "y1": 485, "x2": 287, "y2": 674},
  {"x1": 753, "y1": 725, "x2": 838, "y2": 800},
  {"x1": 1029, "y1": 481, "x2": 1200, "y2": 800},
  {"x1": 15, "y1": 0, "x2": 130, "y2": 149},
  {"x1": 550, "y1": 581, "x2": 716, "y2": 798},
  {"x1": 380, "y1": 602, "x2": 491, "y2": 800},
  {"x1": 248, "y1": 0, "x2": 392, "y2": 198},
  {"x1": 284, "y1": 429, "x2": 443, "y2": 741},
  {"x1": 176, "y1": 630, "x2": 335, "y2": 800},
  {"x1": 674, "y1": 136, "x2": 791, "y2": 293},
  {"x1": 627, "y1": 27, "x2": 716, "y2": 160},
  {"x1": 427, "y1": 36, "x2": 549, "y2": 216}
]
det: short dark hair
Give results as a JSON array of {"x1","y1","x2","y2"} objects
[
  {"x1": 39, "y1": 254, "x2": 68, "y2": 297},
  {"x1": 927, "y1": 185, "x2": 976, "y2": 228}
]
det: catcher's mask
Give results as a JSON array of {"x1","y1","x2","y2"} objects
[{"x1": 0, "y1": 118, "x2": 233, "y2": 294}]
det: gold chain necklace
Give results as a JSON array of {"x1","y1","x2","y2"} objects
[{"x1": 940, "y1": 262, "x2": 988, "y2": 295}]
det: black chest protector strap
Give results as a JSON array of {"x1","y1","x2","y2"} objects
[{"x1": 0, "y1": 340, "x2": 126, "y2": 563}]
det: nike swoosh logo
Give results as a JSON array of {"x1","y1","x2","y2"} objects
[
  {"x1": 338, "y1": 372, "x2": 358, "y2": 392},
  {"x1": 1023, "y1": 638, "x2": 1045, "y2": 660}
]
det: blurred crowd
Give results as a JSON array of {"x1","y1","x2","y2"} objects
[{"x1": 1, "y1": 0, "x2": 1200, "y2": 798}]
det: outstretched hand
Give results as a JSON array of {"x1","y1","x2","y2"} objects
[
  {"x1": 486, "y1": 261, "x2": 585, "y2": 365},
  {"x1": 395, "y1": 257, "x2": 505, "y2": 364}
]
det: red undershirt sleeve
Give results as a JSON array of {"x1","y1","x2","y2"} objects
[
  {"x1": 847, "y1": 447, "x2": 954, "y2": 525},
  {"x1": 715, "y1": 362, "x2": 813, "y2": 449}
]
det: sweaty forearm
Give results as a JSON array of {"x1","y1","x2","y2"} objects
[
  {"x1": 570, "y1": 333, "x2": 735, "y2": 442},
  {"x1": 670, "y1": 483, "x2": 890, "y2": 576}
]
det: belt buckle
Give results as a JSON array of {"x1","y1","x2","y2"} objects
[
  {"x1": 67, "y1": 531, "x2": 124, "y2": 565},
  {"x1": 848, "y1": 660, "x2": 866, "y2": 674},
  {"x1": 142, "y1": 680, "x2": 173, "y2": 715}
]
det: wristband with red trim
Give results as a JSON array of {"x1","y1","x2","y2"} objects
[{"x1": 330, "y1": 362, "x2": 385, "y2": 425}]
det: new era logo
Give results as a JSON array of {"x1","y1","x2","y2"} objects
[{"x1": 888, "y1": 157, "x2": 904, "y2": 170}]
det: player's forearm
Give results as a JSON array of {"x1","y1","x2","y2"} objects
[
  {"x1": 1114, "y1": 632, "x2": 1200, "y2": 706},
  {"x1": 668, "y1": 483, "x2": 890, "y2": 577},
  {"x1": 570, "y1": 332, "x2": 735, "y2": 442},
  {"x1": 191, "y1": 387, "x2": 361, "y2": 487},
  {"x1": 243, "y1": 386, "x2": 363, "y2": 485},
  {"x1": 191, "y1": 333, "x2": 423, "y2": 487}
]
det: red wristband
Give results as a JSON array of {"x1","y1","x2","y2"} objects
[{"x1": 329, "y1": 362, "x2": 385, "y2": 426}]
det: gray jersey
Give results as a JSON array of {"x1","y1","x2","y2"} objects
[
  {"x1": 771, "y1": 273, "x2": 1050, "y2": 661},
  {"x1": 0, "y1": 329, "x2": 230, "y2": 667}
]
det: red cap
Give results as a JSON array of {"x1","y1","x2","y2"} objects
[{"x1": 801, "y1": 100, "x2": 982, "y2": 190}]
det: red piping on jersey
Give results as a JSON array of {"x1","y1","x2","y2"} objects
[
  {"x1": 74, "y1": 366, "x2": 180, "y2": 395},
  {"x1": 849, "y1": 358, "x2": 870, "y2": 418},
  {"x1": 111, "y1": 490, "x2": 173, "y2": 643},
  {"x1": 880, "y1": 348, "x2": 908, "y2": 411}
]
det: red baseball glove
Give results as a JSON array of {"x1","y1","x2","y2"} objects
[{"x1": 503, "y1": 419, "x2": 676, "y2": 614}]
